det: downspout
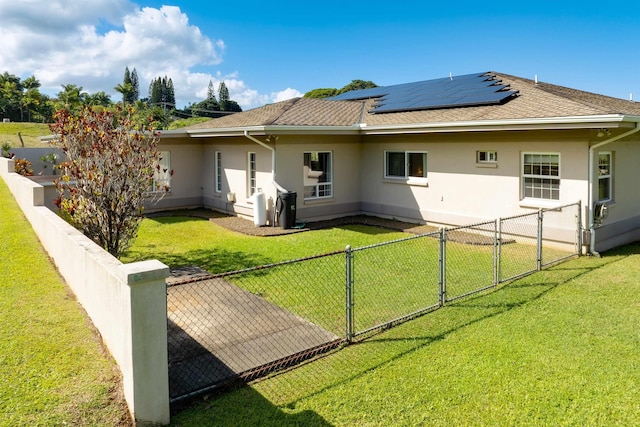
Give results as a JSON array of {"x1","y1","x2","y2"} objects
[
  {"x1": 587, "y1": 122, "x2": 640, "y2": 255},
  {"x1": 243, "y1": 130, "x2": 288, "y2": 192}
]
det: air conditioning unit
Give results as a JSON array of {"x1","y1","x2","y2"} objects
[{"x1": 594, "y1": 202, "x2": 608, "y2": 225}]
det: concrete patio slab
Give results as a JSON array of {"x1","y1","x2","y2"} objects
[{"x1": 167, "y1": 273, "x2": 341, "y2": 400}]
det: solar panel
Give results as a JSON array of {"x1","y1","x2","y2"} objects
[{"x1": 328, "y1": 72, "x2": 518, "y2": 113}]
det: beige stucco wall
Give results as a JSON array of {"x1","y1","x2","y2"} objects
[
  {"x1": 157, "y1": 128, "x2": 640, "y2": 251},
  {"x1": 360, "y1": 130, "x2": 589, "y2": 230},
  {"x1": 197, "y1": 134, "x2": 363, "y2": 224},
  {"x1": 150, "y1": 140, "x2": 204, "y2": 211},
  {"x1": 590, "y1": 136, "x2": 640, "y2": 252},
  {"x1": 274, "y1": 134, "x2": 362, "y2": 221},
  {"x1": 200, "y1": 138, "x2": 276, "y2": 220}
]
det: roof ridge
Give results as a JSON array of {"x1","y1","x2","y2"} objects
[
  {"x1": 494, "y1": 72, "x2": 632, "y2": 114},
  {"x1": 263, "y1": 97, "x2": 301, "y2": 125}
]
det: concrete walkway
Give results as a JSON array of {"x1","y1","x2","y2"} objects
[{"x1": 167, "y1": 270, "x2": 341, "y2": 401}]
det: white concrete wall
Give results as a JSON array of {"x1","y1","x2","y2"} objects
[{"x1": 0, "y1": 157, "x2": 170, "y2": 426}]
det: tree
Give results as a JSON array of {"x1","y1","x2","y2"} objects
[
  {"x1": 49, "y1": 106, "x2": 169, "y2": 258},
  {"x1": 167, "y1": 78, "x2": 175, "y2": 105},
  {"x1": 304, "y1": 88, "x2": 338, "y2": 99},
  {"x1": 222, "y1": 99, "x2": 242, "y2": 112},
  {"x1": 190, "y1": 97, "x2": 220, "y2": 117},
  {"x1": 114, "y1": 82, "x2": 134, "y2": 105},
  {"x1": 148, "y1": 76, "x2": 175, "y2": 109},
  {"x1": 130, "y1": 68, "x2": 139, "y2": 103},
  {"x1": 207, "y1": 80, "x2": 216, "y2": 101},
  {"x1": 0, "y1": 72, "x2": 24, "y2": 121},
  {"x1": 303, "y1": 80, "x2": 379, "y2": 99},
  {"x1": 55, "y1": 84, "x2": 87, "y2": 115},
  {"x1": 218, "y1": 81, "x2": 229, "y2": 109},
  {"x1": 338, "y1": 79, "x2": 378, "y2": 94},
  {"x1": 86, "y1": 91, "x2": 112, "y2": 107}
]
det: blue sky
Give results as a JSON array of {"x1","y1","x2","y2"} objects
[{"x1": 2, "y1": 1, "x2": 640, "y2": 109}]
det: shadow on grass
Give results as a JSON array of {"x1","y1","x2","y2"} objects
[
  {"x1": 171, "y1": 385, "x2": 334, "y2": 426},
  {"x1": 126, "y1": 247, "x2": 275, "y2": 274}
]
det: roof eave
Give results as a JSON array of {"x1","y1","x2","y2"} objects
[
  {"x1": 360, "y1": 114, "x2": 640, "y2": 134},
  {"x1": 180, "y1": 125, "x2": 362, "y2": 138},
  {"x1": 158, "y1": 114, "x2": 640, "y2": 139}
]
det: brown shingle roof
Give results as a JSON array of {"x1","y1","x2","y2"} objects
[{"x1": 183, "y1": 72, "x2": 640, "y2": 131}]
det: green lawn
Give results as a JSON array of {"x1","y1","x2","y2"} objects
[
  {"x1": 126, "y1": 215, "x2": 574, "y2": 338},
  {"x1": 171, "y1": 244, "x2": 640, "y2": 426},
  {"x1": 6, "y1": 192, "x2": 638, "y2": 426},
  {"x1": 122, "y1": 215, "x2": 410, "y2": 272},
  {"x1": 0, "y1": 179, "x2": 130, "y2": 426},
  {"x1": 123, "y1": 213, "x2": 640, "y2": 426},
  {"x1": 0, "y1": 122, "x2": 53, "y2": 148}
]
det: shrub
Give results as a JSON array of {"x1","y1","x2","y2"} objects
[{"x1": 14, "y1": 158, "x2": 33, "y2": 176}]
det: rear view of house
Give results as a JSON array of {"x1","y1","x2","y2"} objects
[{"x1": 156, "y1": 71, "x2": 640, "y2": 254}]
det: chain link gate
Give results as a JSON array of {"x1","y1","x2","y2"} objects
[{"x1": 167, "y1": 201, "x2": 582, "y2": 404}]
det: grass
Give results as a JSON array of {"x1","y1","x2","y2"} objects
[
  {"x1": 126, "y1": 214, "x2": 574, "y2": 337},
  {"x1": 0, "y1": 179, "x2": 131, "y2": 425},
  {"x1": 122, "y1": 215, "x2": 410, "y2": 271},
  {"x1": 123, "y1": 214, "x2": 640, "y2": 426},
  {"x1": 0, "y1": 122, "x2": 53, "y2": 148},
  {"x1": 170, "y1": 244, "x2": 640, "y2": 426},
  {"x1": 7, "y1": 196, "x2": 633, "y2": 425}
]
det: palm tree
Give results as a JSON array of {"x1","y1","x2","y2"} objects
[{"x1": 114, "y1": 83, "x2": 134, "y2": 105}]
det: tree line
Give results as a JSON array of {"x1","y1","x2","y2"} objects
[{"x1": 0, "y1": 67, "x2": 243, "y2": 128}]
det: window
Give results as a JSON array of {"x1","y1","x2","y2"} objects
[
  {"x1": 385, "y1": 151, "x2": 427, "y2": 179},
  {"x1": 215, "y1": 151, "x2": 222, "y2": 193},
  {"x1": 522, "y1": 153, "x2": 560, "y2": 200},
  {"x1": 303, "y1": 151, "x2": 332, "y2": 199},
  {"x1": 151, "y1": 151, "x2": 171, "y2": 192},
  {"x1": 598, "y1": 152, "x2": 612, "y2": 201},
  {"x1": 477, "y1": 151, "x2": 497, "y2": 163},
  {"x1": 248, "y1": 152, "x2": 256, "y2": 197}
]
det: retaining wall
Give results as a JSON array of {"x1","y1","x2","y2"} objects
[{"x1": 0, "y1": 157, "x2": 170, "y2": 425}]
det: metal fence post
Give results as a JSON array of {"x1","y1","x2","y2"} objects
[
  {"x1": 492, "y1": 219, "x2": 498, "y2": 287},
  {"x1": 497, "y1": 218, "x2": 503, "y2": 284},
  {"x1": 576, "y1": 200, "x2": 583, "y2": 255},
  {"x1": 345, "y1": 245, "x2": 354, "y2": 343},
  {"x1": 537, "y1": 210, "x2": 543, "y2": 271},
  {"x1": 438, "y1": 228, "x2": 446, "y2": 306}
]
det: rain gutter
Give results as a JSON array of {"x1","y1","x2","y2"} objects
[{"x1": 243, "y1": 130, "x2": 288, "y2": 192}]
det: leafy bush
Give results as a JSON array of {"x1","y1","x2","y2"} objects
[
  {"x1": 14, "y1": 158, "x2": 33, "y2": 176},
  {"x1": 1, "y1": 142, "x2": 11, "y2": 158}
]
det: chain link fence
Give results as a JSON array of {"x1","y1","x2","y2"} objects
[{"x1": 168, "y1": 201, "x2": 582, "y2": 404}]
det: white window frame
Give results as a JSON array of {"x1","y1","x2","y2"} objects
[
  {"x1": 521, "y1": 152, "x2": 560, "y2": 201},
  {"x1": 384, "y1": 150, "x2": 427, "y2": 181},
  {"x1": 215, "y1": 151, "x2": 222, "y2": 193},
  {"x1": 303, "y1": 151, "x2": 333, "y2": 200},
  {"x1": 598, "y1": 152, "x2": 612, "y2": 202},
  {"x1": 151, "y1": 150, "x2": 171, "y2": 192},
  {"x1": 477, "y1": 150, "x2": 497, "y2": 163},
  {"x1": 247, "y1": 152, "x2": 256, "y2": 197}
]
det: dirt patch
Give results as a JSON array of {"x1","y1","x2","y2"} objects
[
  {"x1": 209, "y1": 214, "x2": 440, "y2": 237},
  {"x1": 148, "y1": 208, "x2": 497, "y2": 245}
]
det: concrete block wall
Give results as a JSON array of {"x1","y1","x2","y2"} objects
[{"x1": 0, "y1": 157, "x2": 171, "y2": 425}]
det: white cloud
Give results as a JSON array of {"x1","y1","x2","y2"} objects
[
  {"x1": 0, "y1": 1, "x2": 298, "y2": 110},
  {"x1": 272, "y1": 88, "x2": 303, "y2": 103}
]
